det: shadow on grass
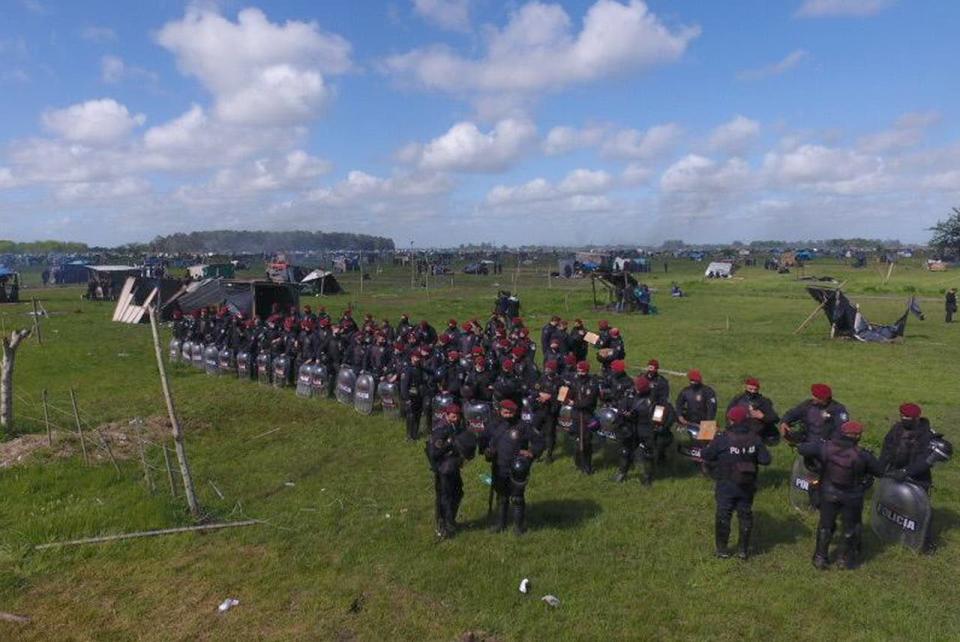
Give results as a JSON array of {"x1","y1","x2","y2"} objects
[
  {"x1": 752, "y1": 510, "x2": 810, "y2": 555},
  {"x1": 930, "y1": 506, "x2": 960, "y2": 551},
  {"x1": 527, "y1": 499, "x2": 602, "y2": 531}
]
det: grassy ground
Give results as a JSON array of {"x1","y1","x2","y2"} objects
[{"x1": 1, "y1": 257, "x2": 959, "y2": 641}]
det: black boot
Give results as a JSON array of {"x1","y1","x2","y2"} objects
[
  {"x1": 737, "y1": 522, "x2": 752, "y2": 560},
  {"x1": 511, "y1": 500, "x2": 526, "y2": 536},
  {"x1": 715, "y1": 518, "x2": 731, "y2": 559},
  {"x1": 812, "y1": 528, "x2": 832, "y2": 570},
  {"x1": 489, "y1": 499, "x2": 509, "y2": 533},
  {"x1": 839, "y1": 527, "x2": 861, "y2": 570}
]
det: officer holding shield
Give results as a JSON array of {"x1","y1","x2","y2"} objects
[{"x1": 426, "y1": 404, "x2": 476, "y2": 539}]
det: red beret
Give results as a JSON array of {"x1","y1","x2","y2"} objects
[
  {"x1": 512, "y1": 346, "x2": 526, "y2": 358},
  {"x1": 899, "y1": 403, "x2": 921, "y2": 419},
  {"x1": 447, "y1": 350, "x2": 460, "y2": 359},
  {"x1": 500, "y1": 400, "x2": 518, "y2": 412},
  {"x1": 471, "y1": 346, "x2": 485, "y2": 355},
  {"x1": 461, "y1": 321, "x2": 473, "y2": 331},
  {"x1": 811, "y1": 384, "x2": 832, "y2": 401},
  {"x1": 419, "y1": 347, "x2": 431, "y2": 356},
  {"x1": 633, "y1": 376, "x2": 651, "y2": 392},
  {"x1": 448, "y1": 318, "x2": 457, "y2": 325},
  {"x1": 647, "y1": 359, "x2": 659, "y2": 369},
  {"x1": 512, "y1": 317, "x2": 523, "y2": 325},
  {"x1": 611, "y1": 360, "x2": 626, "y2": 374},
  {"x1": 598, "y1": 320, "x2": 610, "y2": 329},
  {"x1": 744, "y1": 377, "x2": 760, "y2": 388},
  {"x1": 687, "y1": 369, "x2": 702, "y2": 383},
  {"x1": 545, "y1": 359, "x2": 558, "y2": 370},
  {"x1": 564, "y1": 353, "x2": 577, "y2": 365},
  {"x1": 443, "y1": 403, "x2": 461, "y2": 415},
  {"x1": 840, "y1": 420, "x2": 863, "y2": 436},
  {"x1": 501, "y1": 359, "x2": 514, "y2": 371},
  {"x1": 610, "y1": 328, "x2": 621, "y2": 338},
  {"x1": 727, "y1": 405, "x2": 749, "y2": 423},
  {"x1": 576, "y1": 361, "x2": 590, "y2": 373}
]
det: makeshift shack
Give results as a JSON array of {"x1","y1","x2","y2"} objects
[
  {"x1": 112, "y1": 277, "x2": 183, "y2": 324},
  {"x1": 52, "y1": 260, "x2": 91, "y2": 284},
  {"x1": 704, "y1": 262, "x2": 734, "y2": 278},
  {"x1": 85, "y1": 266, "x2": 141, "y2": 300},
  {"x1": 557, "y1": 258, "x2": 576, "y2": 278},
  {"x1": 802, "y1": 286, "x2": 923, "y2": 342},
  {"x1": 0, "y1": 266, "x2": 20, "y2": 303},
  {"x1": 162, "y1": 279, "x2": 299, "y2": 320},
  {"x1": 300, "y1": 269, "x2": 342, "y2": 295}
]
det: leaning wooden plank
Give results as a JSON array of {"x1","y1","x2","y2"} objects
[{"x1": 34, "y1": 520, "x2": 260, "y2": 550}]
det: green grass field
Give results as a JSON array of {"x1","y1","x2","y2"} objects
[{"x1": 1, "y1": 258, "x2": 959, "y2": 641}]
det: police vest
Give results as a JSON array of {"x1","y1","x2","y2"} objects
[{"x1": 822, "y1": 441, "x2": 865, "y2": 488}]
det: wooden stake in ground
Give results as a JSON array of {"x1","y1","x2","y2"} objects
[
  {"x1": 134, "y1": 419, "x2": 155, "y2": 494},
  {"x1": 0, "y1": 328, "x2": 31, "y2": 436},
  {"x1": 148, "y1": 306, "x2": 201, "y2": 518},
  {"x1": 162, "y1": 445, "x2": 177, "y2": 497},
  {"x1": 41, "y1": 389, "x2": 52, "y2": 447},
  {"x1": 883, "y1": 261, "x2": 895, "y2": 285},
  {"x1": 69, "y1": 388, "x2": 89, "y2": 464},
  {"x1": 31, "y1": 298, "x2": 42, "y2": 345}
]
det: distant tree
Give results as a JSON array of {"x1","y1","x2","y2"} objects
[
  {"x1": 929, "y1": 207, "x2": 960, "y2": 258},
  {"x1": 1, "y1": 328, "x2": 31, "y2": 437}
]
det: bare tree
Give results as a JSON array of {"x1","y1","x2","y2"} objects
[{"x1": 1, "y1": 328, "x2": 32, "y2": 436}]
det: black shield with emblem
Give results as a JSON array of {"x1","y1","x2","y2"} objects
[
  {"x1": 190, "y1": 342, "x2": 204, "y2": 369},
  {"x1": 432, "y1": 393, "x2": 455, "y2": 423},
  {"x1": 237, "y1": 351, "x2": 253, "y2": 380},
  {"x1": 594, "y1": 406, "x2": 619, "y2": 441},
  {"x1": 354, "y1": 373, "x2": 376, "y2": 415},
  {"x1": 335, "y1": 365, "x2": 356, "y2": 405},
  {"x1": 558, "y1": 404, "x2": 575, "y2": 434},
  {"x1": 871, "y1": 477, "x2": 932, "y2": 552},
  {"x1": 203, "y1": 345, "x2": 220, "y2": 376},
  {"x1": 218, "y1": 348, "x2": 236, "y2": 377},
  {"x1": 788, "y1": 455, "x2": 819, "y2": 512},
  {"x1": 180, "y1": 340, "x2": 193, "y2": 364},
  {"x1": 272, "y1": 354, "x2": 290, "y2": 388},
  {"x1": 311, "y1": 364, "x2": 330, "y2": 397},
  {"x1": 464, "y1": 401, "x2": 491, "y2": 436},
  {"x1": 378, "y1": 379, "x2": 400, "y2": 417},
  {"x1": 256, "y1": 352, "x2": 272, "y2": 385},
  {"x1": 169, "y1": 338, "x2": 181, "y2": 364},
  {"x1": 296, "y1": 363, "x2": 315, "y2": 398}
]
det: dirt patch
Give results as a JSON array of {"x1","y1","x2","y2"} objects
[
  {"x1": 0, "y1": 416, "x2": 185, "y2": 468},
  {"x1": 459, "y1": 632, "x2": 503, "y2": 642}
]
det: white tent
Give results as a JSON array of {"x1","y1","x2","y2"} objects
[{"x1": 704, "y1": 261, "x2": 734, "y2": 278}]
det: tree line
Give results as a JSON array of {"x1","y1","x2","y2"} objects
[{"x1": 148, "y1": 230, "x2": 395, "y2": 253}]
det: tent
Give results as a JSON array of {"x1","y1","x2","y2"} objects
[
  {"x1": 112, "y1": 277, "x2": 183, "y2": 324},
  {"x1": 161, "y1": 279, "x2": 299, "y2": 320},
  {"x1": 0, "y1": 266, "x2": 20, "y2": 304},
  {"x1": 301, "y1": 269, "x2": 342, "y2": 295},
  {"x1": 803, "y1": 286, "x2": 924, "y2": 342},
  {"x1": 52, "y1": 260, "x2": 91, "y2": 284},
  {"x1": 188, "y1": 263, "x2": 235, "y2": 280},
  {"x1": 557, "y1": 258, "x2": 575, "y2": 278},
  {"x1": 704, "y1": 262, "x2": 733, "y2": 278}
]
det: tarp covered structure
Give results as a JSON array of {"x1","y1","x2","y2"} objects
[
  {"x1": 301, "y1": 269, "x2": 342, "y2": 294},
  {"x1": 162, "y1": 278, "x2": 299, "y2": 320},
  {"x1": 188, "y1": 263, "x2": 235, "y2": 280},
  {"x1": 112, "y1": 276, "x2": 183, "y2": 324},
  {"x1": 704, "y1": 262, "x2": 733, "y2": 278},
  {"x1": 805, "y1": 286, "x2": 924, "y2": 342}
]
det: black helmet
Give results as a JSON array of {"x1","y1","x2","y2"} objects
[
  {"x1": 510, "y1": 455, "x2": 532, "y2": 485},
  {"x1": 927, "y1": 435, "x2": 953, "y2": 465}
]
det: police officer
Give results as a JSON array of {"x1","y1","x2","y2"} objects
[
  {"x1": 701, "y1": 406, "x2": 772, "y2": 559},
  {"x1": 643, "y1": 359, "x2": 670, "y2": 405},
  {"x1": 780, "y1": 383, "x2": 848, "y2": 444},
  {"x1": 540, "y1": 316, "x2": 560, "y2": 354},
  {"x1": 568, "y1": 361, "x2": 599, "y2": 475},
  {"x1": 426, "y1": 404, "x2": 476, "y2": 539},
  {"x1": 614, "y1": 376, "x2": 654, "y2": 483},
  {"x1": 726, "y1": 377, "x2": 780, "y2": 444},
  {"x1": 534, "y1": 360, "x2": 562, "y2": 462},
  {"x1": 797, "y1": 421, "x2": 883, "y2": 570},
  {"x1": 946, "y1": 288, "x2": 957, "y2": 323},
  {"x1": 675, "y1": 369, "x2": 717, "y2": 430},
  {"x1": 605, "y1": 360, "x2": 633, "y2": 404},
  {"x1": 400, "y1": 351, "x2": 427, "y2": 441},
  {"x1": 492, "y1": 359, "x2": 523, "y2": 406},
  {"x1": 485, "y1": 400, "x2": 545, "y2": 535}
]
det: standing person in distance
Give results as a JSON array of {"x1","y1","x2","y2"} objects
[
  {"x1": 426, "y1": 404, "x2": 476, "y2": 539},
  {"x1": 946, "y1": 288, "x2": 957, "y2": 323},
  {"x1": 726, "y1": 377, "x2": 780, "y2": 445}
]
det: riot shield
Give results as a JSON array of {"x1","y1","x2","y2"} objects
[
  {"x1": 272, "y1": 355, "x2": 291, "y2": 388},
  {"x1": 594, "y1": 406, "x2": 619, "y2": 441},
  {"x1": 218, "y1": 348, "x2": 236, "y2": 377},
  {"x1": 557, "y1": 404, "x2": 575, "y2": 434},
  {"x1": 190, "y1": 342, "x2": 204, "y2": 369},
  {"x1": 788, "y1": 455, "x2": 819, "y2": 512},
  {"x1": 432, "y1": 393, "x2": 455, "y2": 423},
  {"x1": 354, "y1": 372, "x2": 376, "y2": 415},
  {"x1": 464, "y1": 401, "x2": 491, "y2": 436},
  {"x1": 203, "y1": 345, "x2": 220, "y2": 376},
  {"x1": 257, "y1": 353, "x2": 273, "y2": 386},
  {"x1": 237, "y1": 351, "x2": 253, "y2": 380},
  {"x1": 871, "y1": 477, "x2": 932, "y2": 552},
  {"x1": 169, "y1": 338, "x2": 181, "y2": 364},
  {"x1": 336, "y1": 366, "x2": 356, "y2": 405},
  {"x1": 311, "y1": 364, "x2": 330, "y2": 398},
  {"x1": 377, "y1": 379, "x2": 400, "y2": 418},
  {"x1": 181, "y1": 340, "x2": 193, "y2": 364},
  {"x1": 296, "y1": 363, "x2": 315, "y2": 398}
]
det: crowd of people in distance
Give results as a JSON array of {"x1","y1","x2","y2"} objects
[{"x1": 169, "y1": 305, "x2": 952, "y2": 568}]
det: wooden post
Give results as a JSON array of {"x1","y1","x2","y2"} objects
[
  {"x1": 134, "y1": 419, "x2": 155, "y2": 494},
  {"x1": 42, "y1": 389, "x2": 52, "y2": 446},
  {"x1": 31, "y1": 298, "x2": 42, "y2": 345},
  {"x1": 359, "y1": 251, "x2": 364, "y2": 295},
  {"x1": 883, "y1": 261, "x2": 895, "y2": 285},
  {"x1": 95, "y1": 424, "x2": 121, "y2": 474},
  {"x1": 162, "y1": 444, "x2": 178, "y2": 497},
  {"x1": 69, "y1": 388, "x2": 89, "y2": 465},
  {"x1": 148, "y1": 306, "x2": 201, "y2": 518}
]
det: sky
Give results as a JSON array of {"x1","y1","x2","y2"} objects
[{"x1": 0, "y1": 0, "x2": 958, "y2": 247}]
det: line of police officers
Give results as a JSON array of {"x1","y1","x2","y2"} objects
[{"x1": 172, "y1": 307, "x2": 951, "y2": 568}]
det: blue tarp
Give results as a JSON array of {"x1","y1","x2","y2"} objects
[{"x1": 0, "y1": 266, "x2": 16, "y2": 278}]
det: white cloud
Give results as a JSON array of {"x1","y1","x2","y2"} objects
[
  {"x1": 42, "y1": 99, "x2": 145, "y2": 145},
  {"x1": 857, "y1": 111, "x2": 939, "y2": 153},
  {"x1": 53, "y1": 176, "x2": 151, "y2": 203},
  {"x1": 543, "y1": 124, "x2": 607, "y2": 155},
  {"x1": 661, "y1": 155, "x2": 753, "y2": 193},
  {"x1": 386, "y1": 1, "x2": 699, "y2": 112},
  {"x1": 736, "y1": 49, "x2": 808, "y2": 81},
  {"x1": 601, "y1": 123, "x2": 682, "y2": 160},
  {"x1": 178, "y1": 150, "x2": 331, "y2": 201},
  {"x1": 81, "y1": 26, "x2": 116, "y2": 43},
  {"x1": 486, "y1": 168, "x2": 615, "y2": 209},
  {"x1": 413, "y1": 0, "x2": 471, "y2": 32},
  {"x1": 411, "y1": 118, "x2": 537, "y2": 172},
  {"x1": 922, "y1": 171, "x2": 960, "y2": 191},
  {"x1": 155, "y1": 7, "x2": 352, "y2": 126},
  {"x1": 558, "y1": 168, "x2": 612, "y2": 193},
  {"x1": 622, "y1": 163, "x2": 652, "y2": 185},
  {"x1": 707, "y1": 116, "x2": 761, "y2": 155},
  {"x1": 100, "y1": 55, "x2": 158, "y2": 85},
  {"x1": 762, "y1": 144, "x2": 889, "y2": 194},
  {"x1": 795, "y1": 0, "x2": 895, "y2": 18},
  {"x1": 0, "y1": 167, "x2": 18, "y2": 189}
]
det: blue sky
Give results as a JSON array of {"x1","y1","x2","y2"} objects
[{"x1": 1, "y1": 0, "x2": 958, "y2": 247}]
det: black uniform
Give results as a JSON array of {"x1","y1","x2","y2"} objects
[
  {"x1": 798, "y1": 435, "x2": 883, "y2": 569},
  {"x1": 880, "y1": 418, "x2": 936, "y2": 489},
  {"x1": 701, "y1": 422, "x2": 771, "y2": 558},
  {"x1": 426, "y1": 417, "x2": 476, "y2": 538},
  {"x1": 726, "y1": 391, "x2": 780, "y2": 443},
  {"x1": 782, "y1": 399, "x2": 848, "y2": 443},
  {"x1": 644, "y1": 372, "x2": 671, "y2": 406},
  {"x1": 534, "y1": 371, "x2": 562, "y2": 460},
  {"x1": 568, "y1": 373, "x2": 599, "y2": 474},
  {"x1": 946, "y1": 290, "x2": 957, "y2": 323},
  {"x1": 485, "y1": 416, "x2": 545, "y2": 534},
  {"x1": 400, "y1": 362, "x2": 427, "y2": 440}
]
